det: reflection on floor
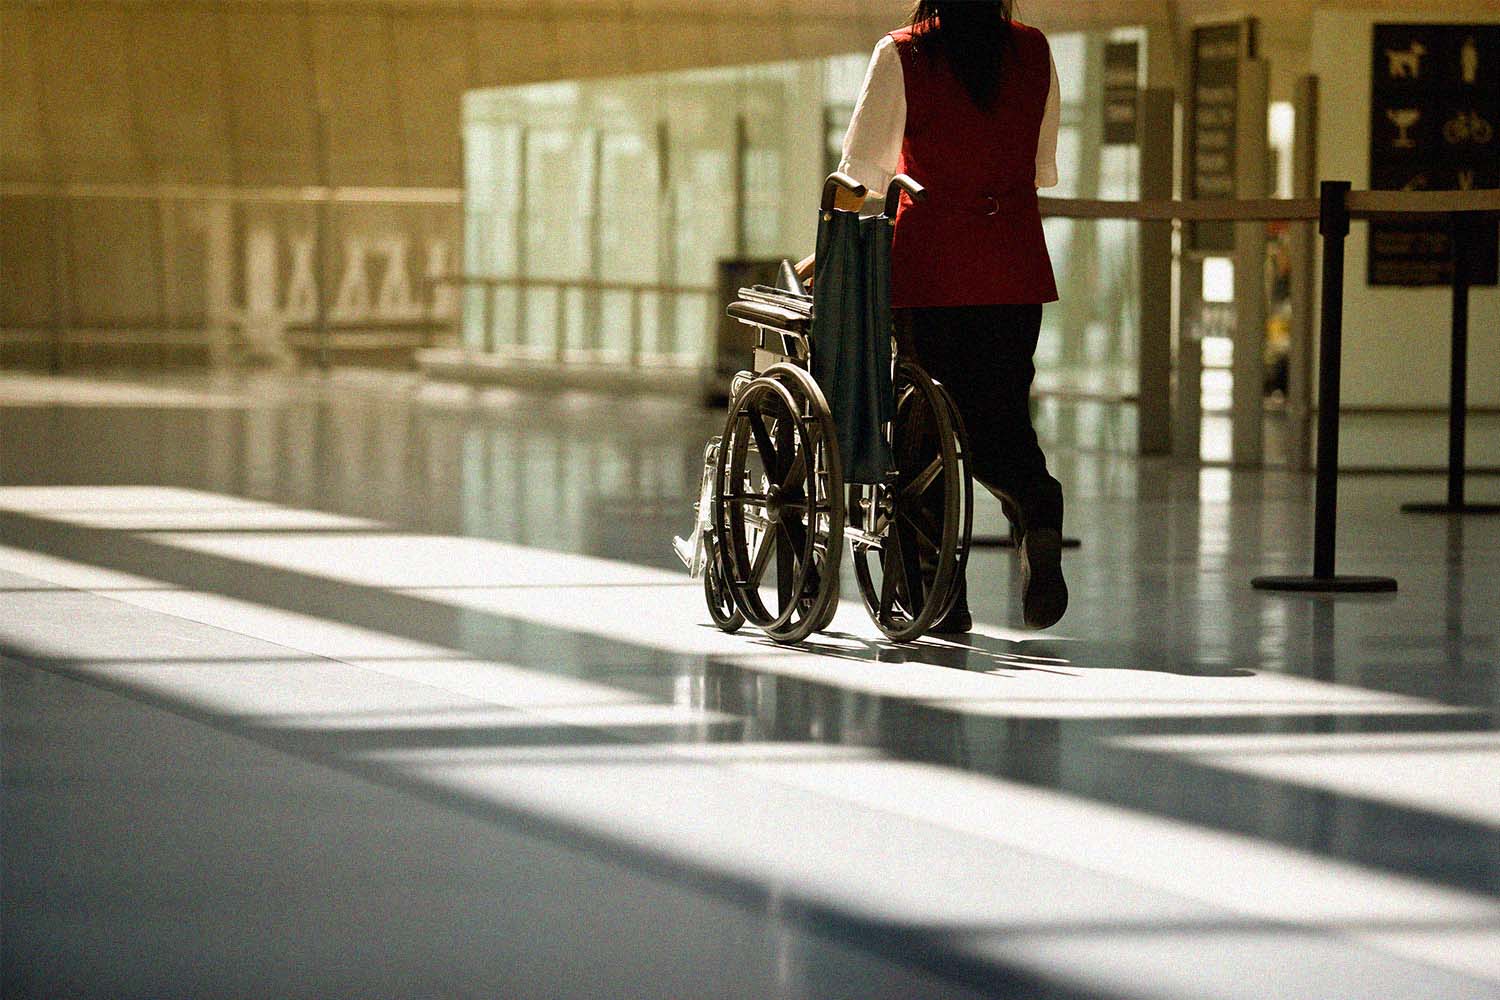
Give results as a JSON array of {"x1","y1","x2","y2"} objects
[{"x1": 1, "y1": 370, "x2": 1496, "y2": 999}]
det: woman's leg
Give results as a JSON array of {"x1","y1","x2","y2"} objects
[
  {"x1": 896, "y1": 304, "x2": 1067, "y2": 628},
  {"x1": 898, "y1": 304, "x2": 1063, "y2": 532}
]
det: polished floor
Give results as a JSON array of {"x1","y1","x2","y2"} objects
[{"x1": 1, "y1": 370, "x2": 1496, "y2": 999}]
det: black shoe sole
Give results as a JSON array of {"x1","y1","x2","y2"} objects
[
  {"x1": 928, "y1": 614, "x2": 973, "y2": 634},
  {"x1": 1021, "y1": 530, "x2": 1068, "y2": 629}
]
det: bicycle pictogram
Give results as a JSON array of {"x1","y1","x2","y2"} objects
[{"x1": 1443, "y1": 111, "x2": 1494, "y2": 146}]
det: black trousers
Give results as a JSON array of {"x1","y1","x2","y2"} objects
[{"x1": 895, "y1": 304, "x2": 1064, "y2": 535}]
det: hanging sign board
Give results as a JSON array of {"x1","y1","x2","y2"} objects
[
  {"x1": 1369, "y1": 23, "x2": 1500, "y2": 287},
  {"x1": 1186, "y1": 20, "x2": 1257, "y2": 252},
  {"x1": 1102, "y1": 42, "x2": 1140, "y2": 145}
]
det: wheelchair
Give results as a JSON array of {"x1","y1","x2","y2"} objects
[{"x1": 675, "y1": 173, "x2": 973, "y2": 645}]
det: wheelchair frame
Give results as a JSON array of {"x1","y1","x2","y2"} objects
[{"x1": 675, "y1": 173, "x2": 974, "y2": 644}]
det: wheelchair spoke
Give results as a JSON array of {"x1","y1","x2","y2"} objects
[
  {"x1": 780, "y1": 515, "x2": 807, "y2": 561},
  {"x1": 748, "y1": 524, "x2": 777, "y2": 584},
  {"x1": 779, "y1": 449, "x2": 807, "y2": 495},
  {"x1": 898, "y1": 510, "x2": 938, "y2": 552},
  {"x1": 900, "y1": 457, "x2": 943, "y2": 505},
  {"x1": 912, "y1": 505, "x2": 943, "y2": 541},
  {"x1": 722, "y1": 492, "x2": 772, "y2": 507},
  {"x1": 778, "y1": 499, "x2": 829, "y2": 514},
  {"x1": 747, "y1": 408, "x2": 780, "y2": 480},
  {"x1": 896, "y1": 521, "x2": 926, "y2": 613},
  {"x1": 879, "y1": 533, "x2": 902, "y2": 619},
  {"x1": 776, "y1": 522, "x2": 795, "y2": 611}
]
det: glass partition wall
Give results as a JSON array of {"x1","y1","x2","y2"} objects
[
  {"x1": 462, "y1": 61, "x2": 832, "y2": 370},
  {"x1": 462, "y1": 31, "x2": 1143, "y2": 449}
]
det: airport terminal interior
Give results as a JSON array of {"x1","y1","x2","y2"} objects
[{"x1": 2, "y1": 2, "x2": 1497, "y2": 998}]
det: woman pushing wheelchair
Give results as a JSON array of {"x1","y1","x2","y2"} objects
[{"x1": 798, "y1": 0, "x2": 1068, "y2": 630}]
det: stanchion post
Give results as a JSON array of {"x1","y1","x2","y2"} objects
[
  {"x1": 1449, "y1": 211, "x2": 1470, "y2": 510},
  {"x1": 1402, "y1": 210, "x2": 1500, "y2": 515},
  {"x1": 1136, "y1": 88, "x2": 1175, "y2": 456},
  {"x1": 1312, "y1": 181, "x2": 1349, "y2": 579},
  {"x1": 1253, "y1": 181, "x2": 1397, "y2": 594}
]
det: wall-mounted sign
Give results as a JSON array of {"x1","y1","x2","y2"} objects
[
  {"x1": 1187, "y1": 20, "x2": 1257, "y2": 252},
  {"x1": 1102, "y1": 42, "x2": 1140, "y2": 145},
  {"x1": 1369, "y1": 23, "x2": 1499, "y2": 286}
]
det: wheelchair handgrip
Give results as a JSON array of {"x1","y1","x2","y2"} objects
[
  {"x1": 821, "y1": 172, "x2": 868, "y2": 212},
  {"x1": 885, "y1": 174, "x2": 926, "y2": 210}
]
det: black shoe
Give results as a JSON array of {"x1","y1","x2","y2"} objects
[
  {"x1": 1021, "y1": 528, "x2": 1068, "y2": 629},
  {"x1": 929, "y1": 578, "x2": 971, "y2": 633},
  {"x1": 929, "y1": 605, "x2": 972, "y2": 634},
  {"x1": 1000, "y1": 497, "x2": 1022, "y2": 548}
]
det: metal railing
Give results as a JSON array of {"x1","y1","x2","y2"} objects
[
  {"x1": 430, "y1": 274, "x2": 715, "y2": 365},
  {"x1": 1, "y1": 181, "x2": 463, "y2": 371}
]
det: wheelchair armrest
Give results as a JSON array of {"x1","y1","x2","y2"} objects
[{"x1": 726, "y1": 300, "x2": 809, "y2": 330}]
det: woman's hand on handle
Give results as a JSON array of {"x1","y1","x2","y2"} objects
[{"x1": 795, "y1": 253, "x2": 816, "y2": 286}]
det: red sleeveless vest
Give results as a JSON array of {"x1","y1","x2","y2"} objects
[{"x1": 888, "y1": 21, "x2": 1059, "y2": 308}]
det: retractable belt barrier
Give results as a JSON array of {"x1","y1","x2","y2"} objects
[{"x1": 1034, "y1": 185, "x2": 1500, "y2": 595}]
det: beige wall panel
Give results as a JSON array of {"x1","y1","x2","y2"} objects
[
  {"x1": 705, "y1": 15, "x2": 795, "y2": 68},
  {"x1": 390, "y1": 13, "x2": 470, "y2": 187},
  {"x1": 127, "y1": 7, "x2": 236, "y2": 183},
  {"x1": 0, "y1": 197, "x2": 56, "y2": 327},
  {"x1": 313, "y1": 11, "x2": 405, "y2": 186},
  {"x1": 158, "y1": 200, "x2": 212, "y2": 329},
  {"x1": 33, "y1": 5, "x2": 142, "y2": 182},
  {"x1": 639, "y1": 0, "x2": 771, "y2": 13},
  {"x1": 470, "y1": 13, "x2": 559, "y2": 85},
  {"x1": 813, "y1": 0, "x2": 876, "y2": 19},
  {"x1": 224, "y1": 7, "x2": 318, "y2": 185},
  {"x1": 66, "y1": 199, "x2": 160, "y2": 326},
  {"x1": 553, "y1": 15, "x2": 638, "y2": 79},
  {"x1": 630, "y1": 17, "x2": 715, "y2": 77},
  {"x1": 786, "y1": 20, "x2": 883, "y2": 61},
  {"x1": 0, "y1": 7, "x2": 47, "y2": 181},
  {"x1": 1023, "y1": 0, "x2": 1162, "y2": 31}
]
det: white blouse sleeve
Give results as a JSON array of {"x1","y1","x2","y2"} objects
[
  {"x1": 840, "y1": 34, "x2": 1061, "y2": 193},
  {"x1": 1035, "y1": 47, "x2": 1061, "y2": 189},
  {"x1": 837, "y1": 35, "x2": 906, "y2": 198}
]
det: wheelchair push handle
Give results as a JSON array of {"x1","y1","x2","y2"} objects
[
  {"x1": 821, "y1": 172, "x2": 868, "y2": 213},
  {"x1": 885, "y1": 174, "x2": 926, "y2": 213}
]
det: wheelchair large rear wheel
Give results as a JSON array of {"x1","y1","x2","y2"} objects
[
  {"x1": 711, "y1": 366, "x2": 844, "y2": 644},
  {"x1": 928, "y1": 380, "x2": 973, "y2": 625},
  {"x1": 849, "y1": 362, "x2": 973, "y2": 643},
  {"x1": 703, "y1": 531, "x2": 744, "y2": 633}
]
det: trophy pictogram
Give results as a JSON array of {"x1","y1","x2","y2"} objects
[{"x1": 1387, "y1": 108, "x2": 1421, "y2": 148}]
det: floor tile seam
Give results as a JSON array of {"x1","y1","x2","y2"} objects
[
  {"x1": 1099, "y1": 742, "x2": 1500, "y2": 828},
  {"x1": 0, "y1": 547, "x2": 771, "y2": 726},
  {"x1": 360, "y1": 732, "x2": 1500, "y2": 981},
  {"x1": 714, "y1": 646, "x2": 1476, "y2": 717},
  {"x1": 1, "y1": 650, "x2": 1062, "y2": 1000},
  {"x1": 2, "y1": 509, "x2": 1488, "y2": 803},
  {"x1": 10, "y1": 646, "x2": 1500, "y2": 968},
  {"x1": 391, "y1": 582, "x2": 701, "y2": 592},
  {"x1": 1, "y1": 651, "x2": 689, "y2": 858},
  {"x1": 0, "y1": 568, "x2": 677, "y2": 728},
  {"x1": 703, "y1": 755, "x2": 1500, "y2": 969},
  {"x1": 55, "y1": 560, "x2": 1476, "y2": 740}
]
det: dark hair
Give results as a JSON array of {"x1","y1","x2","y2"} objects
[{"x1": 907, "y1": 1, "x2": 1014, "y2": 110}]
